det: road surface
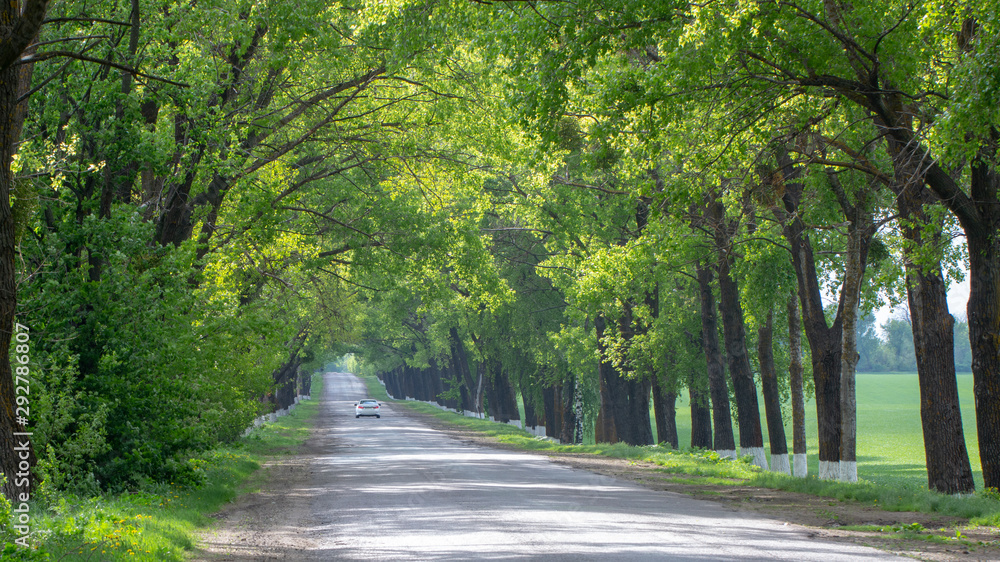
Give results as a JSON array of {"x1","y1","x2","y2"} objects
[{"x1": 198, "y1": 371, "x2": 905, "y2": 561}]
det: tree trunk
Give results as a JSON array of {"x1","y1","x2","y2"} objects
[
  {"x1": 697, "y1": 264, "x2": 736, "y2": 458},
  {"x1": 758, "y1": 309, "x2": 789, "y2": 473},
  {"x1": 906, "y1": 261, "x2": 976, "y2": 493},
  {"x1": 776, "y1": 159, "x2": 843, "y2": 479},
  {"x1": 543, "y1": 385, "x2": 558, "y2": 439},
  {"x1": 838, "y1": 24, "x2": 1000, "y2": 488},
  {"x1": 487, "y1": 366, "x2": 520, "y2": 425},
  {"x1": 483, "y1": 360, "x2": 501, "y2": 420},
  {"x1": 688, "y1": 370, "x2": 713, "y2": 449},
  {"x1": 522, "y1": 383, "x2": 541, "y2": 435},
  {"x1": 101, "y1": 0, "x2": 143, "y2": 213},
  {"x1": 957, "y1": 142, "x2": 1000, "y2": 491},
  {"x1": 627, "y1": 377, "x2": 654, "y2": 446},
  {"x1": 428, "y1": 359, "x2": 446, "y2": 407},
  {"x1": 966, "y1": 214, "x2": 1000, "y2": 489},
  {"x1": 710, "y1": 196, "x2": 767, "y2": 469},
  {"x1": 651, "y1": 374, "x2": 678, "y2": 448},
  {"x1": 381, "y1": 368, "x2": 400, "y2": 399},
  {"x1": 874, "y1": 131, "x2": 974, "y2": 493},
  {"x1": 787, "y1": 297, "x2": 808, "y2": 477},
  {"x1": 0, "y1": 0, "x2": 49, "y2": 501},
  {"x1": 839, "y1": 207, "x2": 865, "y2": 483},
  {"x1": 298, "y1": 368, "x2": 312, "y2": 397},
  {"x1": 594, "y1": 315, "x2": 618, "y2": 444},
  {"x1": 449, "y1": 328, "x2": 478, "y2": 414},
  {"x1": 523, "y1": 396, "x2": 538, "y2": 428},
  {"x1": 594, "y1": 314, "x2": 652, "y2": 445},
  {"x1": 560, "y1": 376, "x2": 577, "y2": 444}
]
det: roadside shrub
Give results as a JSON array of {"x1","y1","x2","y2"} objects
[{"x1": 17, "y1": 210, "x2": 288, "y2": 492}]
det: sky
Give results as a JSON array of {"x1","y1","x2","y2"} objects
[{"x1": 873, "y1": 269, "x2": 970, "y2": 327}]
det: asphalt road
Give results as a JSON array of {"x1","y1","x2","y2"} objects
[
  {"x1": 199, "y1": 371, "x2": 906, "y2": 561},
  {"x1": 289, "y1": 371, "x2": 902, "y2": 561}
]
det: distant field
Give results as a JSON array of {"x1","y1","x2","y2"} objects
[{"x1": 670, "y1": 373, "x2": 982, "y2": 490}]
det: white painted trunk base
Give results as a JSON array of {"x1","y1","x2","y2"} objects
[
  {"x1": 769, "y1": 453, "x2": 790, "y2": 475},
  {"x1": 240, "y1": 393, "x2": 310, "y2": 437},
  {"x1": 818, "y1": 460, "x2": 839, "y2": 480},
  {"x1": 793, "y1": 454, "x2": 808, "y2": 478},
  {"x1": 527, "y1": 425, "x2": 547, "y2": 437},
  {"x1": 839, "y1": 460, "x2": 858, "y2": 482},
  {"x1": 716, "y1": 449, "x2": 737, "y2": 460},
  {"x1": 370, "y1": 393, "x2": 531, "y2": 438},
  {"x1": 742, "y1": 447, "x2": 768, "y2": 470}
]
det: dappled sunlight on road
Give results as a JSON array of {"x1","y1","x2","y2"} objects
[{"x1": 233, "y1": 372, "x2": 905, "y2": 561}]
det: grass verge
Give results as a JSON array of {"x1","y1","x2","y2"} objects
[
  {"x1": 358, "y1": 374, "x2": 1000, "y2": 529},
  {"x1": 1, "y1": 374, "x2": 322, "y2": 561}
]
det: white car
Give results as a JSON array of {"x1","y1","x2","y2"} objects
[{"x1": 355, "y1": 399, "x2": 381, "y2": 418}]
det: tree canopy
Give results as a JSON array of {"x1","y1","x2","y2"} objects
[{"x1": 0, "y1": 0, "x2": 994, "y2": 500}]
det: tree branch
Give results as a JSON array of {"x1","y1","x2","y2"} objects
[{"x1": 17, "y1": 49, "x2": 188, "y2": 87}]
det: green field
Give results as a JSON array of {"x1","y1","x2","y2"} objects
[{"x1": 670, "y1": 373, "x2": 982, "y2": 490}]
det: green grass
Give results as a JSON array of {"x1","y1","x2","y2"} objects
[
  {"x1": 402, "y1": 396, "x2": 762, "y2": 479},
  {"x1": 358, "y1": 373, "x2": 1000, "y2": 527},
  {"x1": 668, "y1": 373, "x2": 982, "y2": 490},
  {"x1": 2, "y1": 374, "x2": 323, "y2": 561}
]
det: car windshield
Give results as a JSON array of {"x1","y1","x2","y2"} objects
[{"x1": 359, "y1": 400, "x2": 377, "y2": 404}]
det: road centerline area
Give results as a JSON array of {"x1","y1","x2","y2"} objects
[{"x1": 200, "y1": 372, "x2": 905, "y2": 561}]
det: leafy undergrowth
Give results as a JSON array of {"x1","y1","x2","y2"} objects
[
  {"x1": 359, "y1": 374, "x2": 1000, "y2": 529},
  {"x1": 0, "y1": 375, "x2": 322, "y2": 561}
]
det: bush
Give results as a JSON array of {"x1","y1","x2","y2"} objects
[{"x1": 17, "y1": 210, "x2": 292, "y2": 492}]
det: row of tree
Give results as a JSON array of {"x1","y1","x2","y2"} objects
[
  {"x1": 0, "y1": 0, "x2": 994, "y2": 506},
  {"x1": 0, "y1": 0, "x2": 460, "y2": 497},
  {"x1": 355, "y1": 0, "x2": 995, "y2": 498}
]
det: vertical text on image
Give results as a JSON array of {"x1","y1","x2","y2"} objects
[{"x1": 12, "y1": 322, "x2": 32, "y2": 547}]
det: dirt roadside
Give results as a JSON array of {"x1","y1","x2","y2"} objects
[{"x1": 405, "y1": 408, "x2": 1000, "y2": 562}]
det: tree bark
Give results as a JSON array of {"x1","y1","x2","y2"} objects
[
  {"x1": 688, "y1": 370, "x2": 713, "y2": 449},
  {"x1": 522, "y1": 383, "x2": 541, "y2": 434},
  {"x1": 965, "y1": 194, "x2": 1000, "y2": 489},
  {"x1": 709, "y1": 196, "x2": 767, "y2": 469},
  {"x1": 486, "y1": 365, "x2": 520, "y2": 425},
  {"x1": 542, "y1": 385, "x2": 558, "y2": 438},
  {"x1": 449, "y1": 328, "x2": 477, "y2": 414},
  {"x1": 560, "y1": 376, "x2": 577, "y2": 444},
  {"x1": 696, "y1": 263, "x2": 736, "y2": 457},
  {"x1": 651, "y1": 373, "x2": 678, "y2": 448},
  {"x1": 483, "y1": 359, "x2": 502, "y2": 420},
  {"x1": 0, "y1": 0, "x2": 49, "y2": 501},
  {"x1": 758, "y1": 309, "x2": 789, "y2": 473},
  {"x1": 776, "y1": 157, "x2": 845, "y2": 479},
  {"x1": 298, "y1": 368, "x2": 312, "y2": 397},
  {"x1": 787, "y1": 296, "x2": 808, "y2": 477},
  {"x1": 839, "y1": 217, "x2": 863, "y2": 483},
  {"x1": 594, "y1": 314, "x2": 653, "y2": 445},
  {"x1": 890, "y1": 184, "x2": 975, "y2": 493}
]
